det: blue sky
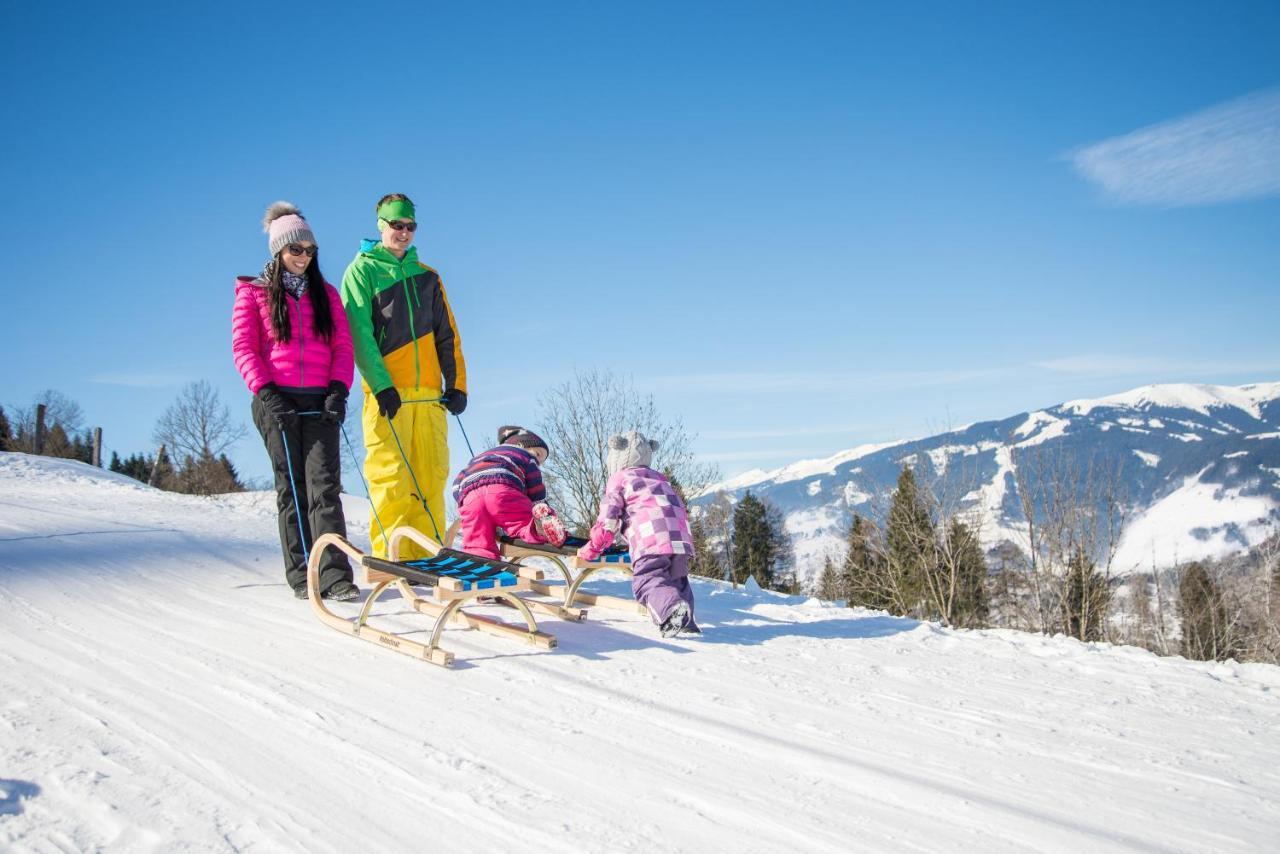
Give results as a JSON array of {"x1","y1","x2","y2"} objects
[{"x1": 2, "y1": 1, "x2": 1278, "y2": 487}]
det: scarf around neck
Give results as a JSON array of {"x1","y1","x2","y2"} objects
[{"x1": 260, "y1": 259, "x2": 309, "y2": 299}]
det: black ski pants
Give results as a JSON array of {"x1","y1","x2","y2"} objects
[{"x1": 252, "y1": 390, "x2": 352, "y2": 594}]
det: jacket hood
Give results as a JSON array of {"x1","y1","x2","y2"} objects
[
  {"x1": 236, "y1": 274, "x2": 267, "y2": 289},
  {"x1": 356, "y1": 240, "x2": 419, "y2": 267}
]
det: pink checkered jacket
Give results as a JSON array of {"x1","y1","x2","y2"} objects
[{"x1": 579, "y1": 466, "x2": 693, "y2": 561}]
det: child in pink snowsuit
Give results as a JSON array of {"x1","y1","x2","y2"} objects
[
  {"x1": 577, "y1": 431, "x2": 698, "y2": 637},
  {"x1": 452, "y1": 426, "x2": 566, "y2": 560}
]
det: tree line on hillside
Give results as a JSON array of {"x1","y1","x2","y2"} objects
[
  {"x1": 691, "y1": 446, "x2": 1280, "y2": 666},
  {"x1": 2, "y1": 383, "x2": 248, "y2": 496}
]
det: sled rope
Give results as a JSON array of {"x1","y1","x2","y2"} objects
[
  {"x1": 339, "y1": 423, "x2": 391, "y2": 552},
  {"x1": 386, "y1": 417, "x2": 444, "y2": 543},
  {"x1": 453, "y1": 411, "x2": 475, "y2": 457},
  {"x1": 279, "y1": 421, "x2": 311, "y2": 565}
]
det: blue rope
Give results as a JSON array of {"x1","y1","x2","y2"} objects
[
  {"x1": 453, "y1": 412, "x2": 475, "y2": 457},
  {"x1": 339, "y1": 423, "x2": 390, "y2": 553},
  {"x1": 278, "y1": 425, "x2": 310, "y2": 566},
  {"x1": 386, "y1": 416, "x2": 444, "y2": 543}
]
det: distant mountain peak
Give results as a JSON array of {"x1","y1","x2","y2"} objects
[{"x1": 699, "y1": 380, "x2": 1280, "y2": 583}]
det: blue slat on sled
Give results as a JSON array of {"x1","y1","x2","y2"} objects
[
  {"x1": 403, "y1": 548, "x2": 520, "y2": 591},
  {"x1": 561, "y1": 535, "x2": 630, "y2": 563}
]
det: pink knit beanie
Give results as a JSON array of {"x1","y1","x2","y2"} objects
[{"x1": 262, "y1": 201, "x2": 316, "y2": 256}]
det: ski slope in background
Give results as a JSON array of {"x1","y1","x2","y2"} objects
[{"x1": 1, "y1": 453, "x2": 1278, "y2": 853}]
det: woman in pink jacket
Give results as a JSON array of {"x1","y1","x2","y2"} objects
[{"x1": 232, "y1": 202, "x2": 358, "y2": 601}]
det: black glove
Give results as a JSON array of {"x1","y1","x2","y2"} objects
[
  {"x1": 375, "y1": 387, "x2": 402, "y2": 420},
  {"x1": 256, "y1": 383, "x2": 297, "y2": 429},
  {"x1": 442, "y1": 388, "x2": 467, "y2": 415},
  {"x1": 322, "y1": 381, "x2": 348, "y2": 424}
]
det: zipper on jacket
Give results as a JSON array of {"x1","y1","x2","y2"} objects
[
  {"x1": 293, "y1": 294, "x2": 305, "y2": 388},
  {"x1": 399, "y1": 258, "x2": 421, "y2": 388}
]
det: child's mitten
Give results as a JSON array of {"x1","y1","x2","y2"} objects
[{"x1": 532, "y1": 502, "x2": 567, "y2": 547}]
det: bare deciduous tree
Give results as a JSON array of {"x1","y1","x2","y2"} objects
[
  {"x1": 1009, "y1": 446, "x2": 1125, "y2": 639},
  {"x1": 9, "y1": 390, "x2": 85, "y2": 454},
  {"x1": 153, "y1": 381, "x2": 246, "y2": 465},
  {"x1": 535, "y1": 368, "x2": 718, "y2": 531}
]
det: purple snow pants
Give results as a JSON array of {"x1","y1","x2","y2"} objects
[{"x1": 631, "y1": 553, "x2": 697, "y2": 629}]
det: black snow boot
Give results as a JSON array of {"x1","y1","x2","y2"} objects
[
  {"x1": 322, "y1": 581, "x2": 360, "y2": 602},
  {"x1": 660, "y1": 602, "x2": 691, "y2": 639}
]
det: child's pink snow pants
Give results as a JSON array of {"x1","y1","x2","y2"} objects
[{"x1": 457, "y1": 482, "x2": 546, "y2": 559}]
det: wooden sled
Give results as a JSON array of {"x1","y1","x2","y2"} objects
[
  {"x1": 305, "y1": 527, "x2": 565, "y2": 668},
  {"x1": 442, "y1": 520, "x2": 647, "y2": 616}
]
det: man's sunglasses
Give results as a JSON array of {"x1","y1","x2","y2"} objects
[
  {"x1": 285, "y1": 244, "x2": 318, "y2": 257},
  {"x1": 384, "y1": 220, "x2": 418, "y2": 232}
]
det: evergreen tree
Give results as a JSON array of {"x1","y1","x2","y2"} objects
[
  {"x1": 731, "y1": 491, "x2": 783, "y2": 588},
  {"x1": 1178, "y1": 561, "x2": 1232, "y2": 661},
  {"x1": 666, "y1": 468, "x2": 720, "y2": 579},
  {"x1": 172, "y1": 452, "x2": 246, "y2": 496},
  {"x1": 818, "y1": 556, "x2": 842, "y2": 601},
  {"x1": 945, "y1": 519, "x2": 990, "y2": 629},
  {"x1": 70, "y1": 429, "x2": 96, "y2": 465},
  {"x1": 219, "y1": 454, "x2": 245, "y2": 491},
  {"x1": 0, "y1": 405, "x2": 11, "y2": 451},
  {"x1": 150, "y1": 446, "x2": 176, "y2": 489},
  {"x1": 688, "y1": 513, "x2": 723, "y2": 580},
  {"x1": 842, "y1": 514, "x2": 893, "y2": 610},
  {"x1": 44, "y1": 423, "x2": 73, "y2": 458},
  {"x1": 885, "y1": 466, "x2": 936, "y2": 617},
  {"x1": 111, "y1": 451, "x2": 155, "y2": 484},
  {"x1": 1062, "y1": 548, "x2": 1111, "y2": 642},
  {"x1": 763, "y1": 500, "x2": 794, "y2": 592}
]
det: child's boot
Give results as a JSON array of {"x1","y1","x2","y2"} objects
[{"x1": 660, "y1": 602, "x2": 691, "y2": 638}]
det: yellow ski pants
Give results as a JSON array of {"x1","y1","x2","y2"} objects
[{"x1": 361, "y1": 388, "x2": 449, "y2": 560}]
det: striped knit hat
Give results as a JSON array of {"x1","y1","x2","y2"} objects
[
  {"x1": 263, "y1": 201, "x2": 316, "y2": 256},
  {"x1": 498, "y1": 425, "x2": 548, "y2": 456}
]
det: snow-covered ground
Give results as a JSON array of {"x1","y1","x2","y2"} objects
[{"x1": 2, "y1": 452, "x2": 1279, "y2": 853}]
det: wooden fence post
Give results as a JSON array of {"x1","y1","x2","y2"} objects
[
  {"x1": 92, "y1": 427, "x2": 103, "y2": 467},
  {"x1": 149, "y1": 444, "x2": 166, "y2": 486},
  {"x1": 34, "y1": 404, "x2": 46, "y2": 455}
]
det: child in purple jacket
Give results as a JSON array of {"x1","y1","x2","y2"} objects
[
  {"x1": 453, "y1": 426, "x2": 566, "y2": 559},
  {"x1": 577, "y1": 430, "x2": 699, "y2": 638}
]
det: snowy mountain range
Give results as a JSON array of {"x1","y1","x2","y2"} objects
[
  {"x1": 2, "y1": 452, "x2": 1279, "y2": 850},
  {"x1": 701, "y1": 382, "x2": 1280, "y2": 582}
]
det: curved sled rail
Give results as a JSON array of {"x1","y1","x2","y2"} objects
[
  {"x1": 306, "y1": 530, "x2": 559, "y2": 668},
  {"x1": 442, "y1": 517, "x2": 641, "y2": 613}
]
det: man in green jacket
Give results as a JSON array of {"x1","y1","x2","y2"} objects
[{"x1": 341, "y1": 193, "x2": 467, "y2": 558}]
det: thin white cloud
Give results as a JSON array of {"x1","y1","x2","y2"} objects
[
  {"x1": 90, "y1": 372, "x2": 189, "y2": 388},
  {"x1": 696, "y1": 448, "x2": 811, "y2": 463},
  {"x1": 647, "y1": 368, "x2": 1007, "y2": 394},
  {"x1": 1033, "y1": 354, "x2": 1280, "y2": 377},
  {"x1": 700, "y1": 425, "x2": 860, "y2": 440},
  {"x1": 1070, "y1": 87, "x2": 1280, "y2": 206}
]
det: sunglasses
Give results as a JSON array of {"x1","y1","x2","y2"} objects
[
  {"x1": 384, "y1": 219, "x2": 418, "y2": 233},
  {"x1": 285, "y1": 244, "x2": 317, "y2": 257}
]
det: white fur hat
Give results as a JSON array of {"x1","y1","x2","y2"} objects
[{"x1": 607, "y1": 430, "x2": 658, "y2": 476}]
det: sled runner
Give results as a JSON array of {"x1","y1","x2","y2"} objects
[
  {"x1": 305, "y1": 527, "x2": 568, "y2": 668},
  {"x1": 442, "y1": 521, "x2": 646, "y2": 615}
]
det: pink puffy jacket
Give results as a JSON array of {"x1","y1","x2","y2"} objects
[{"x1": 231, "y1": 276, "x2": 354, "y2": 394}]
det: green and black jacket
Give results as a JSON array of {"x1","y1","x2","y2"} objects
[{"x1": 340, "y1": 240, "x2": 467, "y2": 395}]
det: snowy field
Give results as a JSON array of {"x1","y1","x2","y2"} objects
[{"x1": 1, "y1": 452, "x2": 1278, "y2": 853}]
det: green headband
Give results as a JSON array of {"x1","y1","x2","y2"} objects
[{"x1": 376, "y1": 199, "x2": 416, "y2": 223}]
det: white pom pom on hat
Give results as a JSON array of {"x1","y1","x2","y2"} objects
[{"x1": 261, "y1": 200, "x2": 316, "y2": 256}]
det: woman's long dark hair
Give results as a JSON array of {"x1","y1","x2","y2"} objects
[{"x1": 267, "y1": 252, "x2": 334, "y2": 344}]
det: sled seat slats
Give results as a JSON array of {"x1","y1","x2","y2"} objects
[
  {"x1": 363, "y1": 548, "x2": 521, "y2": 592},
  {"x1": 497, "y1": 534, "x2": 631, "y2": 564}
]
